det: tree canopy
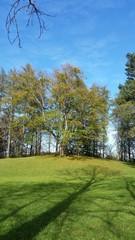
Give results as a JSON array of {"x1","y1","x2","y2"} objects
[{"x1": 0, "y1": 64, "x2": 109, "y2": 158}]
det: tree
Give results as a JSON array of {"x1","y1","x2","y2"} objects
[
  {"x1": 0, "y1": 68, "x2": 8, "y2": 157},
  {"x1": 0, "y1": 64, "x2": 51, "y2": 157},
  {"x1": 11, "y1": 64, "x2": 51, "y2": 156},
  {"x1": 51, "y1": 64, "x2": 109, "y2": 157},
  {"x1": 80, "y1": 85, "x2": 109, "y2": 158},
  {"x1": 0, "y1": 69, "x2": 16, "y2": 157},
  {"x1": 113, "y1": 53, "x2": 135, "y2": 161},
  {"x1": 51, "y1": 64, "x2": 87, "y2": 156},
  {"x1": 6, "y1": 0, "x2": 52, "y2": 47}
]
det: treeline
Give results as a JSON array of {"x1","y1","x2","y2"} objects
[
  {"x1": 113, "y1": 53, "x2": 135, "y2": 161},
  {"x1": 1, "y1": 54, "x2": 135, "y2": 161},
  {"x1": 0, "y1": 64, "x2": 109, "y2": 158}
]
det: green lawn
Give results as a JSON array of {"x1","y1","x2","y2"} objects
[{"x1": 0, "y1": 156, "x2": 135, "y2": 240}]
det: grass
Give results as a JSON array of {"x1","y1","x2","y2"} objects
[{"x1": 0, "y1": 155, "x2": 135, "y2": 240}]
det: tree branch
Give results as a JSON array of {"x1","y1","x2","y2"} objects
[{"x1": 6, "y1": 0, "x2": 52, "y2": 47}]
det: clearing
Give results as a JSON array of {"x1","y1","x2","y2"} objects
[{"x1": 0, "y1": 156, "x2": 135, "y2": 240}]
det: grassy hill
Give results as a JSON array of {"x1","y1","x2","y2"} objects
[{"x1": 0, "y1": 156, "x2": 135, "y2": 240}]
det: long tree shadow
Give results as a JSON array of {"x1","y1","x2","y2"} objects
[
  {"x1": 0, "y1": 182, "x2": 60, "y2": 223},
  {"x1": 0, "y1": 167, "x2": 99, "y2": 240},
  {"x1": 0, "y1": 196, "x2": 47, "y2": 224}
]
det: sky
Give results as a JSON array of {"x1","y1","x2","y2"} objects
[{"x1": 1, "y1": 0, "x2": 135, "y2": 98}]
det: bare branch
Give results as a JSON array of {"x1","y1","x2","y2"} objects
[{"x1": 6, "y1": 0, "x2": 53, "y2": 47}]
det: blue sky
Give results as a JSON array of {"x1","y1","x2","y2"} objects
[{"x1": 1, "y1": 0, "x2": 135, "y2": 97}]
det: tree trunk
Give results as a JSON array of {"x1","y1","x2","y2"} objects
[
  {"x1": 19, "y1": 125, "x2": 25, "y2": 157},
  {"x1": 6, "y1": 120, "x2": 11, "y2": 158},
  {"x1": 128, "y1": 139, "x2": 131, "y2": 161},
  {"x1": 60, "y1": 144, "x2": 64, "y2": 156},
  {"x1": 36, "y1": 130, "x2": 41, "y2": 155}
]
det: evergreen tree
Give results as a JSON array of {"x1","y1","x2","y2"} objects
[{"x1": 113, "y1": 53, "x2": 135, "y2": 161}]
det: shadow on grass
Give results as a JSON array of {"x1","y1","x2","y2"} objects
[
  {"x1": 1, "y1": 166, "x2": 135, "y2": 240},
  {"x1": 0, "y1": 167, "x2": 99, "y2": 240},
  {"x1": 0, "y1": 195, "x2": 49, "y2": 225},
  {"x1": 122, "y1": 161, "x2": 135, "y2": 168},
  {"x1": 125, "y1": 178, "x2": 135, "y2": 200}
]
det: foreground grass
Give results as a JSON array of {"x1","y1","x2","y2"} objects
[{"x1": 0, "y1": 156, "x2": 135, "y2": 240}]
